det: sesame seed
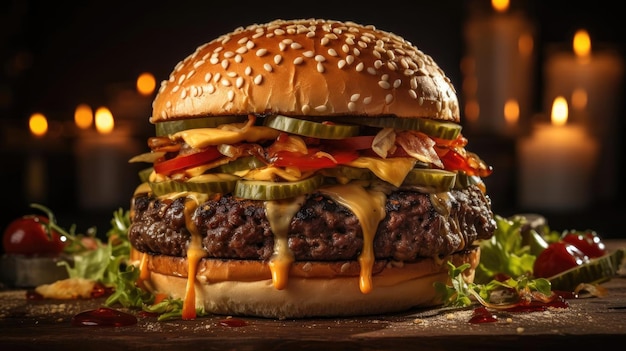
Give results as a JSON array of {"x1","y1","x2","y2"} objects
[
  {"x1": 303, "y1": 50, "x2": 314, "y2": 58},
  {"x1": 236, "y1": 77, "x2": 244, "y2": 88},
  {"x1": 254, "y1": 74, "x2": 263, "y2": 85},
  {"x1": 378, "y1": 80, "x2": 391, "y2": 89},
  {"x1": 256, "y1": 48, "x2": 268, "y2": 56},
  {"x1": 374, "y1": 60, "x2": 383, "y2": 69},
  {"x1": 293, "y1": 57, "x2": 304, "y2": 65},
  {"x1": 274, "y1": 55, "x2": 283, "y2": 65},
  {"x1": 317, "y1": 62, "x2": 324, "y2": 73},
  {"x1": 235, "y1": 55, "x2": 242, "y2": 63},
  {"x1": 226, "y1": 72, "x2": 237, "y2": 78},
  {"x1": 178, "y1": 74, "x2": 186, "y2": 85},
  {"x1": 213, "y1": 73, "x2": 221, "y2": 82},
  {"x1": 181, "y1": 88, "x2": 188, "y2": 99},
  {"x1": 246, "y1": 40, "x2": 255, "y2": 49},
  {"x1": 350, "y1": 93, "x2": 360, "y2": 101},
  {"x1": 410, "y1": 77, "x2": 418, "y2": 89},
  {"x1": 187, "y1": 70, "x2": 195, "y2": 79},
  {"x1": 263, "y1": 63, "x2": 273, "y2": 72},
  {"x1": 328, "y1": 48, "x2": 338, "y2": 56},
  {"x1": 341, "y1": 44, "x2": 349, "y2": 53},
  {"x1": 172, "y1": 85, "x2": 180, "y2": 93},
  {"x1": 207, "y1": 84, "x2": 215, "y2": 94},
  {"x1": 209, "y1": 56, "x2": 219, "y2": 64},
  {"x1": 346, "y1": 55, "x2": 354, "y2": 64},
  {"x1": 348, "y1": 102, "x2": 356, "y2": 111},
  {"x1": 301, "y1": 104, "x2": 311, "y2": 114},
  {"x1": 314, "y1": 55, "x2": 326, "y2": 62},
  {"x1": 409, "y1": 89, "x2": 417, "y2": 99},
  {"x1": 355, "y1": 62, "x2": 364, "y2": 72},
  {"x1": 165, "y1": 101, "x2": 172, "y2": 108},
  {"x1": 353, "y1": 48, "x2": 361, "y2": 56},
  {"x1": 345, "y1": 37, "x2": 355, "y2": 45},
  {"x1": 337, "y1": 60, "x2": 346, "y2": 69},
  {"x1": 291, "y1": 42, "x2": 303, "y2": 49},
  {"x1": 367, "y1": 67, "x2": 376, "y2": 75},
  {"x1": 314, "y1": 105, "x2": 327, "y2": 112},
  {"x1": 393, "y1": 79, "x2": 401, "y2": 88},
  {"x1": 221, "y1": 79, "x2": 231, "y2": 87},
  {"x1": 279, "y1": 42, "x2": 287, "y2": 51},
  {"x1": 320, "y1": 37, "x2": 329, "y2": 46},
  {"x1": 193, "y1": 60, "x2": 205, "y2": 69},
  {"x1": 363, "y1": 96, "x2": 372, "y2": 104},
  {"x1": 235, "y1": 46, "x2": 247, "y2": 54},
  {"x1": 227, "y1": 90, "x2": 234, "y2": 101},
  {"x1": 244, "y1": 67, "x2": 252, "y2": 75},
  {"x1": 221, "y1": 59, "x2": 229, "y2": 69},
  {"x1": 223, "y1": 51, "x2": 234, "y2": 58},
  {"x1": 385, "y1": 94, "x2": 393, "y2": 104}
]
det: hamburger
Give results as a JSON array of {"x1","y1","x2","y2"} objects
[{"x1": 128, "y1": 18, "x2": 496, "y2": 319}]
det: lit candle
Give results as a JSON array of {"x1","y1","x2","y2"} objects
[
  {"x1": 75, "y1": 106, "x2": 141, "y2": 210},
  {"x1": 543, "y1": 29, "x2": 624, "y2": 202},
  {"x1": 25, "y1": 113, "x2": 49, "y2": 203},
  {"x1": 462, "y1": 0, "x2": 535, "y2": 137},
  {"x1": 518, "y1": 97, "x2": 598, "y2": 212}
]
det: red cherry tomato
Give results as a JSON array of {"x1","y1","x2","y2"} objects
[
  {"x1": 3, "y1": 215, "x2": 66, "y2": 255},
  {"x1": 533, "y1": 242, "x2": 589, "y2": 278},
  {"x1": 561, "y1": 230, "x2": 607, "y2": 258}
]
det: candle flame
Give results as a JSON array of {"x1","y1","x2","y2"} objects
[
  {"x1": 95, "y1": 107, "x2": 115, "y2": 134},
  {"x1": 551, "y1": 97, "x2": 568, "y2": 126},
  {"x1": 29, "y1": 113, "x2": 48, "y2": 137},
  {"x1": 74, "y1": 103, "x2": 93, "y2": 130},
  {"x1": 573, "y1": 29, "x2": 591, "y2": 61},
  {"x1": 491, "y1": 0, "x2": 509, "y2": 13},
  {"x1": 137, "y1": 72, "x2": 156, "y2": 96},
  {"x1": 504, "y1": 99, "x2": 519, "y2": 126}
]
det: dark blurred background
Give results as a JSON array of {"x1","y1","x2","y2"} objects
[{"x1": 1, "y1": 0, "x2": 624, "y2": 242}]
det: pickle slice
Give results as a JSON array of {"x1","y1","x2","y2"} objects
[
  {"x1": 264, "y1": 115, "x2": 360, "y2": 139},
  {"x1": 548, "y1": 248, "x2": 625, "y2": 292},
  {"x1": 336, "y1": 116, "x2": 461, "y2": 140},
  {"x1": 234, "y1": 175, "x2": 323, "y2": 200},
  {"x1": 320, "y1": 166, "x2": 373, "y2": 182},
  {"x1": 149, "y1": 173, "x2": 239, "y2": 196},
  {"x1": 402, "y1": 169, "x2": 457, "y2": 192},
  {"x1": 155, "y1": 115, "x2": 248, "y2": 136},
  {"x1": 216, "y1": 156, "x2": 266, "y2": 174}
]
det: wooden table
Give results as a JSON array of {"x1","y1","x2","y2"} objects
[{"x1": 1, "y1": 240, "x2": 625, "y2": 350}]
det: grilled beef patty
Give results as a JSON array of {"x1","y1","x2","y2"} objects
[{"x1": 129, "y1": 185, "x2": 495, "y2": 262}]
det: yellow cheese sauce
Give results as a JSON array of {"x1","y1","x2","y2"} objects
[
  {"x1": 264, "y1": 196, "x2": 305, "y2": 290},
  {"x1": 181, "y1": 195, "x2": 208, "y2": 320},
  {"x1": 320, "y1": 184, "x2": 387, "y2": 294}
]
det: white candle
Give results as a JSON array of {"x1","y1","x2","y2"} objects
[
  {"x1": 518, "y1": 98, "x2": 598, "y2": 211},
  {"x1": 543, "y1": 30, "x2": 624, "y2": 203},
  {"x1": 75, "y1": 108, "x2": 141, "y2": 210},
  {"x1": 463, "y1": 0, "x2": 535, "y2": 137}
]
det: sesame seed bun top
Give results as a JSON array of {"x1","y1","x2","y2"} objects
[{"x1": 151, "y1": 18, "x2": 459, "y2": 124}]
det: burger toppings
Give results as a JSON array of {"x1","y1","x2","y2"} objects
[{"x1": 126, "y1": 18, "x2": 498, "y2": 319}]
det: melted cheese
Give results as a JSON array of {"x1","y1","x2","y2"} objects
[
  {"x1": 181, "y1": 196, "x2": 208, "y2": 320},
  {"x1": 173, "y1": 125, "x2": 280, "y2": 149},
  {"x1": 264, "y1": 196, "x2": 305, "y2": 290},
  {"x1": 347, "y1": 157, "x2": 416, "y2": 187},
  {"x1": 320, "y1": 184, "x2": 387, "y2": 294}
]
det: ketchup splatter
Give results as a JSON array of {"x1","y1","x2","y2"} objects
[
  {"x1": 72, "y1": 307, "x2": 137, "y2": 327},
  {"x1": 218, "y1": 318, "x2": 248, "y2": 327},
  {"x1": 469, "y1": 307, "x2": 498, "y2": 324},
  {"x1": 503, "y1": 295, "x2": 570, "y2": 313}
]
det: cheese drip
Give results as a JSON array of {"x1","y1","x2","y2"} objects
[
  {"x1": 320, "y1": 184, "x2": 387, "y2": 294},
  {"x1": 181, "y1": 195, "x2": 208, "y2": 320},
  {"x1": 138, "y1": 252, "x2": 150, "y2": 289},
  {"x1": 264, "y1": 196, "x2": 305, "y2": 289}
]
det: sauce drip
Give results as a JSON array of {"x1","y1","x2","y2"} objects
[
  {"x1": 320, "y1": 184, "x2": 386, "y2": 294},
  {"x1": 182, "y1": 197, "x2": 207, "y2": 320},
  {"x1": 265, "y1": 197, "x2": 304, "y2": 290},
  {"x1": 72, "y1": 307, "x2": 137, "y2": 327},
  {"x1": 218, "y1": 317, "x2": 248, "y2": 327},
  {"x1": 469, "y1": 307, "x2": 498, "y2": 324}
]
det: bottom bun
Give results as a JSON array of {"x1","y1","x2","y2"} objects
[{"x1": 141, "y1": 247, "x2": 480, "y2": 319}]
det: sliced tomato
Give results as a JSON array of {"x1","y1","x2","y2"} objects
[
  {"x1": 272, "y1": 149, "x2": 358, "y2": 170},
  {"x1": 437, "y1": 148, "x2": 493, "y2": 177},
  {"x1": 154, "y1": 147, "x2": 222, "y2": 176}
]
